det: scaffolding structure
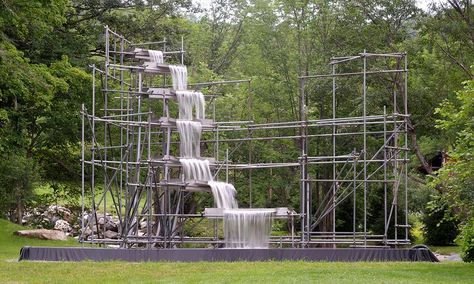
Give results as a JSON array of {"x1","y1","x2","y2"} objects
[{"x1": 80, "y1": 26, "x2": 410, "y2": 248}]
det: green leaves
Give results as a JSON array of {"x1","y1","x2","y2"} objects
[{"x1": 433, "y1": 79, "x2": 474, "y2": 220}]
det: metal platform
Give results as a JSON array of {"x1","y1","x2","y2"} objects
[{"x1": 19, "y1": 247, "x2": 438, "y2": 262}]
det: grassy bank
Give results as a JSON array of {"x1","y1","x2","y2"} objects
[
  {"x1": 1, "y1": 219, "x2": 473, "y2": 283},
  {"x1": 1, "y1": 260, "x2": 473, "y2": 283},
  {"x1": 0, "y1": 219, "x2": 78, "y2": 261}
]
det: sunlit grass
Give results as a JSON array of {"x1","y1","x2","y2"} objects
[{"x1": 1, "y1": 219, "x2": 473, "y2": 283}]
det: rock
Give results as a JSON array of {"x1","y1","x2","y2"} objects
[
  {"x1": 80, "y1": 227, "x2": 93, "y2": 237},
  {"x1": 103, "y1": 230, "x2": 119, "y2": 239},
  {"x1": 44, "y1": 205, "x2": 73, "y2": 224},
  {"x1": 40, "y1": 217, "x2": 51, "y2": 228},
  {"x1": 90, "y1": 215, "x2": 118, "y2": 232},
  {"x1": 54, "y1": 219, "x2": 71, "y2": 232},
  {"x1": 98, "y1": 217, "x2": 107, "y2": 225},
  {"x1": 105, "y1": 220, "x2": 118, "y2": 232},
  {"x1": 14, "y1": 229, "x2": 68, "y2": 241}
]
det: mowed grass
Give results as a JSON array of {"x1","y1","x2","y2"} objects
[
  {"x1": 1, "y1": 261, "x2": 474, "y2": 283},
  {"x1": 1, "y1": 219, "x2": 473, "y2": 283},
  {"x1": 430, "y1": 245, "x2": 462, "y2": 255},
  {"x1": 0, "y1": 219, "x2": 79, "y2": 261}
]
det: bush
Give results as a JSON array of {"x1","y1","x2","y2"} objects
[
  {"x1": 0, "y1": 153, "x2": 39, "y2": 223},
  {"x1": 456, "y1": 219, "x2": 474, "y2": 262},
  {"x1": 422, "y1": 195, "x2": 459, "y2": 245}
]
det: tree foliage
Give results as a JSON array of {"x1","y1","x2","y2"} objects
[
  {"x1": 0, "y1": 0, "x2": 472, "y2": 246},
  {"x1": 434, "y1": 79, "x2": 474, "y2": 220}
]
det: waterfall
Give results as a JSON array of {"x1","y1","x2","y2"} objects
[
  {"x1": 176, "y1": 91, "x2": 205, "y2": 120},
  {"x1": 180, "y1": 158, "x2": 213, "y2": 181},
  {"x1": 148, "y1": 50, "x2": 164, "y2": 64},
  {"x1": 208, "y1": 181, "x2": 238, "y2": 209},
  {"x1": 170, "y1": 57, "x2": 274, "y2": 249},
  {"x1": 169, "y1": 65, "x2": 187, "y2": 90},
  {"x1": 176, "y1": 120, "x2": 202, "y2": 158},
  {"x1": 224, "y1": 209, "x2": 274, "y2": 249}
]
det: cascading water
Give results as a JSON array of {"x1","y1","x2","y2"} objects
[
  {"x1": 148, "y1": 50, "x2": 164, "y2": 64},
  {"x1": 180, "y1": 158, "x2": 213, "y2": 181},
  {"x1": 176, "y1": 120, "x2": 202, "y2": 158},
  {"x1": 223, "y1": 209, "x2": 274, "y2": 249},
  {"x1": 208, "y1": 181, "x2": 238, "y2": 209},
  {"x1": 169, "y1": 65, "x2": 187, "y2": 90},
  {"x1": 176, "y1": 91, "x2": 205, "y2": 120},
  {"x1": 170, "y1": 59, "x2": 274, "y2": 249}
]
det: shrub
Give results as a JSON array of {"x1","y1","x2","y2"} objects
[
  {"x1": 456, "y1": 219, "x2": 474, "y2": 262},
  {"x1": 422, "y1": 195, "x2": 459, "y2": 245},
  {"x1": 0, "y1": 153, "x2": 39, "y2": 223}
]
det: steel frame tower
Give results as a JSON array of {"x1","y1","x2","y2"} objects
[{"x1": 80, "y1": 27, "x2": 410, "y2": 248}]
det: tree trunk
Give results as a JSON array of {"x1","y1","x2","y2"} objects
[
  {"x1": 407, "y1": 119, "x2": 433, "y2": 175},
  {"x1": 16, "y1": 195, "x2": 23, "y2": 225}
]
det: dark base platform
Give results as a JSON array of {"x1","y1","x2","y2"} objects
[{"x1": 19, "y1": 246, "x2": 438, "y2": 262}]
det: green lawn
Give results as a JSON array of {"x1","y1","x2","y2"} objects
[
  {"x1": 430, "y1": 245, "x2": 462, "y2": 255},
  {"x1": 1, "y1": 219, "x2": 473, "y2": 283},
  {"x1": 0, "y1": 219, "x2": 79, "y2": 261}
]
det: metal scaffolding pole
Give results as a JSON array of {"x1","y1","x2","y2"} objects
[{"x1": 81, "y1": 26, "x2": 410, "y2": 248}]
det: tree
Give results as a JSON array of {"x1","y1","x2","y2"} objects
[
  {"x1": 0, "y1": 153, "x2": 39, "y2": 223},
  {"x1": 0, "y1": 1, "x2": 90, "y2": 220},
  {"x1": 434, "y1": 79, "x2": 474, "y2": 220}
]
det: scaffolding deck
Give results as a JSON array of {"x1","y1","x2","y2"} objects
[{"x1": 19, "y1": 247, "x2": 438, "y2": 262}]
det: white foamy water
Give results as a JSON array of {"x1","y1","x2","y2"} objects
[
  {"x1": 180, "y1": 158, "x2": 213, "y2": 181},
  {"x1": 208, "y1": 181, "x2": 238, "y2": 209},
  {"x1": 169, "y1": 65, "x2": 187, "y2": 90},
  {"x1": 170, "y1": 56, "x2": 274, "y2": 249},
  {"x1": 176, "y1": 91, "x2": 205, "y2": 120},
  {"x1": 148, "y1": 50, "x2": 164, "y2": 64},
  {"x1": 176, "y1": 120, "x2": 202, "y2": 158},
  {"x1": 224, "y1": 209, "x2": 275, "y2": 249}
]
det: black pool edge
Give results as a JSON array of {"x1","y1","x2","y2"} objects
[{"x1": 18, "y1": 247, "x2": 439, "y2": 262}]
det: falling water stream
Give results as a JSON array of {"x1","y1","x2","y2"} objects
[
  {"x1": 208, "y1": 181, "x2": 238, "y2": 209},
  {"x1": 176, "y1": 120, "x2": 202, "y2": 158},
  {"x1": 170, "y1": 60, "x2": 273, "y2": 248},
  {"x1": 169, "y1": 65, "x2": 187, "y2": 90},
  {"x1": 180, "y1": 158, "x2": 213, "y2": 181},
  {"x1": 148, "y1": 50, "x2": 164, "y2": 64},
  {"x1": 224, "y1": 209, "x2": 274, "y2": 249},
  {"x1": 176, "y1": 91, "x2": 205, "y2": 120}
]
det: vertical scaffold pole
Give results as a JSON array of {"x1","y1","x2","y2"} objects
[
  {"x1": 299, "y1": 77, "x2": 307, "y2": 245},
  {"x1": 119, "y1": 36, "x2": 125, "y2": 213},
  {"x1": 248, "y1": 80, "x2": 253, "y2": 208},
  {"x1": 404, "y1": 53, "x2": 409, "y2": 241},
  {"x1": 332, "y1": 63, "x2": 336, "y2": 246},
  {"x1": 81, "y1": 103, "x2": 85, "y2": 245},
  {"x1": 103, "y1": 26, "x2": 110, "y2": 241},
  {"x1": 393, "y1": 59, "x2": 399, "y2": 245},
  {"x1": 383, "y1": 105, "x2": 388, "y2": 245},
  {"x1": 353, "y1": 148, "x2": 357, "y2": 245},
  {"x1": 90, "y1": 65, "x2": 98, "y2": 243},
  {"x1": 362, "y1": 50, "x2": 367, "y2": 247}
]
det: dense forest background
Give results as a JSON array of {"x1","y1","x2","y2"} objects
[{"x1": 0, "y1": 0, "x2": 473, "y2": 257}]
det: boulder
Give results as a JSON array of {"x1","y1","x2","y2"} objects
[
  {"x1": 103, "y1": 230, "x2": 119, "y2": 239},
  {"x1": 105, "y1": 220, "x2": 118, "y2": 232},
  {"x1": 139, "y1": 221, "x2": 148, "y2": 229},
  {"x1": 54, "y1": 219, "x2": 72, "y2": 232},
  {"x1": 14, "y1": 229, "x2": 68, "y2": 241},
  {"x1": 79, "y1": 227, "x2": 93, "y2": 239},
  {"x1": 44, "y1": 205, "x2": 73, "y2": 223}
]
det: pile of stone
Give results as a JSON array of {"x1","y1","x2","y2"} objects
[
  {"x1": 81, "y1": 213, "x2": 120, "y2": 240},
  {"x1": 22, "y1": 205, "x2": 78, "y2": 237},
  {"x1": 20, "y1": 205, "x2": 154, "y2": 241}
]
